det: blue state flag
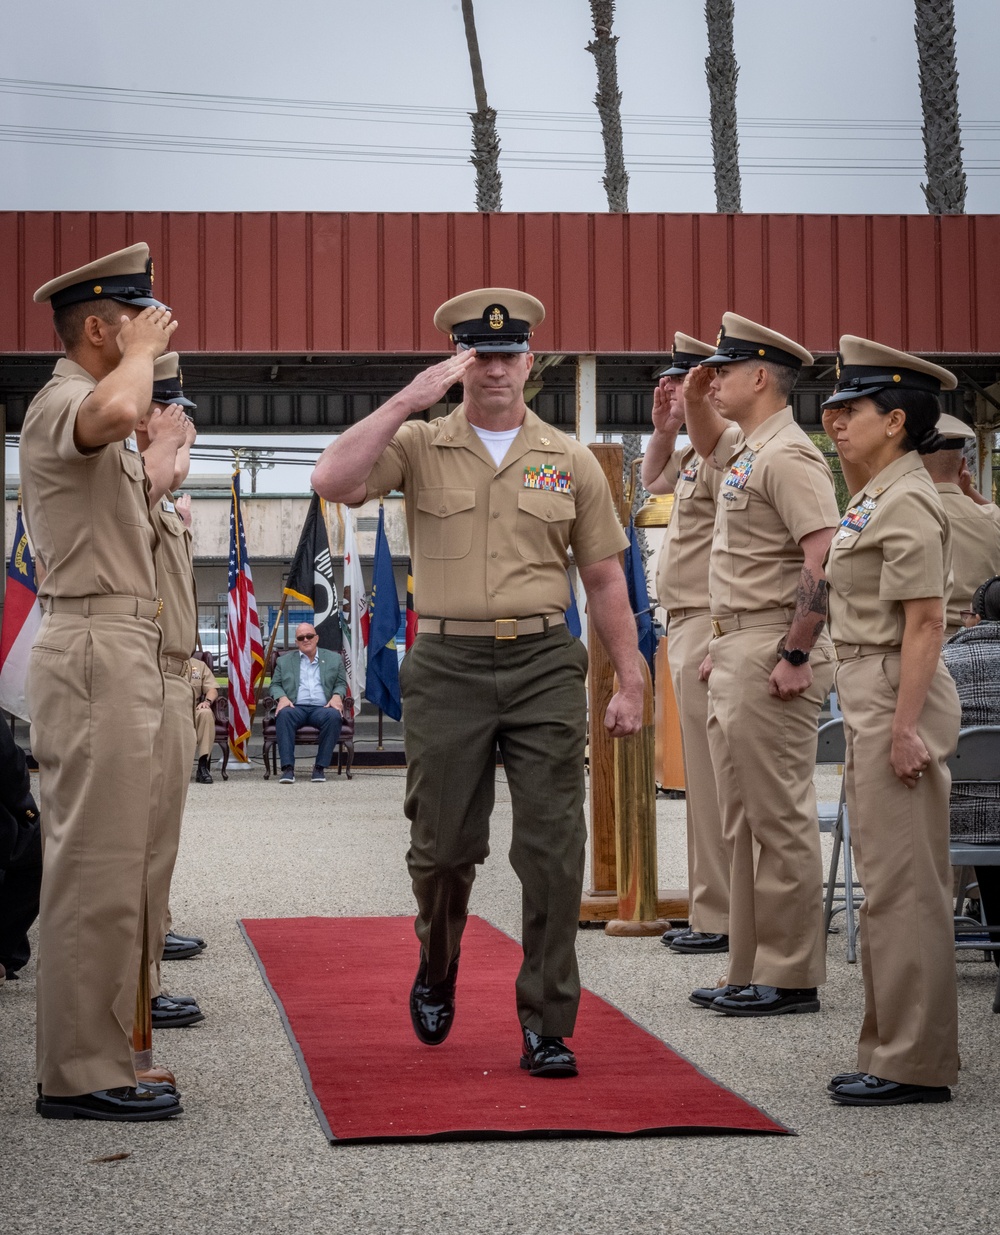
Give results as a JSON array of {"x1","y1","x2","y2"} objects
[
  {"x1": 364, "y1": 505, "x2": 402, "y2": 721},
  {"x1": 625, "y1": 520, "x2": 656, "y2": 673},
  {"x1": 565, "y1": 571, "x2": 582, "y2": 638}
]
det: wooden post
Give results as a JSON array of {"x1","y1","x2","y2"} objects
[
  {"x1": 606, "y1": 660, "x2": 671, "y2": 936},
  {"x1": 133, "y1": 901, "x2": 176, "y2": 1087},
  {"x1": 579, "y1": 443, "x2": 623, "y2": 920}
]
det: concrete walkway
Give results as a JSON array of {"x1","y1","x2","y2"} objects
[{"x1": 4, "y1": 762, "x2": 998, "y2": 1235}]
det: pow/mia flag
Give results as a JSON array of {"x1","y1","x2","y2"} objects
[{"x1": 284, "y1": 492, "x2": 343, "y2": 651}]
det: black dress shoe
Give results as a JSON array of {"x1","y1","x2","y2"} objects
[
  {"x1": 409, "y1": 955, "x2": 459, "y2": 1045},
  {"x1": 137, "y1": 1080, "x2": 179, "y2": 1096},
  {"x1": 195, "y1": 756, "x2": 213, "y2": 784},
  {"x1": 827, "y1": 1070, "x2": 866, "y2": 1092},
  {"x1": 162, "y1": 931, "x2": 207, "y2": 961},
  {"x1": 151, "y1": 995, "x2": 205, "y2": 1028},
  {"x1": 36, "y1": 1086, "x2": 183, "y2": 1121},
  {"x1": 713, "y1": 984, "x2": 820, "y2": 1017},
  {"x1": 520, "y1": 1027, "x2": 578, "y2": 1078},
  {"x1": 670, "y1": 931, "x2": 730, "y2": 955},
  {"x1": 829, "y1": 1074, "x2": 951, "y2": 1106},
  {"x1": 159, "y1": 992, "x2": 199, "y2": 1006},
  {"x1": 660, "y1": 924, "x2": 691, "y2": 946},
  {"x1": 689, "y1": 982, "x2": 746, "y2": 1009}
]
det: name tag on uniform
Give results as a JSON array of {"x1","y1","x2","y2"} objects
[
  {"x1": 723, "y1": 449, "x2": 755, "y2": 490},
  {"x1": 680, "y1": 463, "x2": 699, "y2": 484},
  {"x1": 839, "y1": 497, "x2": 877, "y2": 535},
  {"x1": 524, "y1": 464, "x2": 572, "y2": 494},
  {"x1": 161, "y1": 498, "x2": 176, "y2": 513},
  {"x1": 123, "y1": 434, "x2": 138, "y2": 452}
]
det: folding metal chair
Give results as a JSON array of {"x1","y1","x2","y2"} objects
[
  {"x1": 817, "y1": 718, "x2": 860, "y2": 963},
  {"x1": 947, "y1": 725, "x2": 1000, "y2": 1013}
]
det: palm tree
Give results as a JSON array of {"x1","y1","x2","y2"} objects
[
  {"x1": 586, "y1": 0, "x2": 629, "y2": 213},
  {"x1": 461, "y1": 0, "x2": 502, "y2": 212},
  {"x1": 704, "y1": 0, "x2": 742, "y2": 213},
  {"x1": 914, "y1": 0, "x2": 967, "y2": 213}
]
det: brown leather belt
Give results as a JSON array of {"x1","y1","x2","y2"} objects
[
  {"x1": 160, "y1": 655, "x2": 191, "y2": 678},
  {"x1": 710, "y1": 607, "x2": 795, "y2": 638},
  {"x1": 41, "y1": 595, "x2": 162, "y2": 619},
  {"x1": 417, "y1": 614, "x2": 566, "y2": 640},
  {"x1": 834, "y1": 643, "x2": 902, "y2": 662}
]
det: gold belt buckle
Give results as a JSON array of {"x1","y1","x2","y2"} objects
[
  {"x1": 711, "y1": 618, "x2": 723, "y2": 638},
  {"x1": 495, "y1": 618, "x2": 518, "y2": 640}
]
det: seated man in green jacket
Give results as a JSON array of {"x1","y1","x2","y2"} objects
[{"x1": 270, "y1": 622, "x2": 348, "y2": 783}]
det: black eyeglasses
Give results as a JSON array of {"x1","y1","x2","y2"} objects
[{"x1": 296, "y1": 633, "x2": 317, "y2": 642}]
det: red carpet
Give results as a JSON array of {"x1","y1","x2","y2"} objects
[{"x1": 240, "y1": 915, "x2": 791, "y2": 1143}]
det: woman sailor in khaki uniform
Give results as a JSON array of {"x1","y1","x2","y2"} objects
[{"x1": 823, "y1": 337, "x2": 961, "y2": 1107}]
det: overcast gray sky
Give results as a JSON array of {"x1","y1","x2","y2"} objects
[{"x1": 4, "y1": 0, "x2": 998, "y2": 491}]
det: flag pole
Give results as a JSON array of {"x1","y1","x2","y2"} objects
[{"x1": 256, "y1": 594, "x2": 285, "y2": 709}]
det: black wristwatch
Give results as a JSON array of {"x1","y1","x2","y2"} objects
[{"x1": 779, "y1": 647, "x2": 810, "y2": 667}]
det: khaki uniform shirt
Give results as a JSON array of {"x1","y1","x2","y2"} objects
[
  {"x1": 151, "y1": 497, "x2": 198, "y2": 659},
  {"x1": 707, "y1": 408, "x2": 839, "y2": 616},
  {"x1": 364, "y1": 405, "x2": 628, "y2": 620},
  {"x1": 655, "y1": 426, "x2": 744, "y2": 614},
  {"x1": 19, "y1": 359, "x2": 157, "y2": 600},
  {"x1": 827, "y1": 453, "x2": 952, "y2": 646},
  {"x1": 934, "y1": 484, "x2": 1000, "y2": 628},
  {"x1": 188, "y1": 658, "x2": 218, "y2": 703}
]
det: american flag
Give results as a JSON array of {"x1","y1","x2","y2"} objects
[{"x1": 227, "y1": 468, "x2": 264, "y2": 761}]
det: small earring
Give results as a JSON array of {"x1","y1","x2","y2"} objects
[{"x1": 887, "y1": 431, "x2": 894, "y2": 437}]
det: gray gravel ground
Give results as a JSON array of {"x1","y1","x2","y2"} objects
[{"x1": 3, "y1": 762, "x2": 998, "y2": 1235}]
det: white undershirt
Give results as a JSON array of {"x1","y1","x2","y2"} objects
[{"x1": 471, "y1": 424, "x2": 521, "y2": 469}]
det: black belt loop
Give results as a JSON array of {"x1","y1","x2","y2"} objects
[
  {"x1": 438, "y1": 618, "x2": 446, "y2": 637},
  {"x1": 542, "y1": 615, "x2": 550, "y2": 635}
]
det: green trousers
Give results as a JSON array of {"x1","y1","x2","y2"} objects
[{"x1": 400, "y1": 625, "x2": 588, "y2": 1037}]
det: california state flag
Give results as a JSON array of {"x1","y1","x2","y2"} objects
[{"x1": 0, "y1": 506, "x2": 42, "y2": 721}]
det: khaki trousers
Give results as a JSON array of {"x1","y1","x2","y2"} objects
[
  {"x1": 400, "y1": 626, "x2": 588, "y2": 1038},
  {"x1": 28, "y1": 613, "x2": 164, "y2": 1095},
  {"x1": 666, "y1": 613, "x2": 729, "y2": 934},
  {"x1": 707, "y1": 625, "x2": 834, "y2": 989},
  {"x1": 147, "y1": 672, "x2": 197, "y2": 998},
  {"x1": 194, "y1": 705, "x2": 215, "y2": 759},
  {"x1": 837, "y1": 653, "x2": 961, "y2": 1086}
]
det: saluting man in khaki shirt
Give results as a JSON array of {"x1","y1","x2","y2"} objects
[
  {"x1": 313, "y1": 288, "x2": 643, "y2": 1079},
  {"x1": 921, "y1": 414, "x2": 1000, "y2": 634},
  {"x1": 642, "y1": 333, "x2": 740, "y2": 957},
  {"x1": 135, "y1": 352, "x2": 207, "y2": 1032},
  {"x1": 682, "y1": 313, "x2": 840, "y2": 1018},
  {"x1": 21, "y1": 243, "x2": 183, "y2": 1121}
]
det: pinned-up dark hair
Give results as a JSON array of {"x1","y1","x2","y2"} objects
[
  {"x1": 972, "y1": 575, "x2": 1000, "y2": 622},
  {"x1": 869, "y1": 388, "x2": 946, "y2": 455}
]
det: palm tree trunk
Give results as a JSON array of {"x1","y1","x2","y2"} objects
[
  {"x1": 914, "y1": 0, "x2": 967, "y2": 214},
  {"x1": 704, "y1": 0, "x2": 742, "y2": 213},
  {"x1": 586, "y1": 1, "x2": 630, "y2": 214},
  {"x1": 461, "y1": 0, "x2": 502, "y2": 212}
]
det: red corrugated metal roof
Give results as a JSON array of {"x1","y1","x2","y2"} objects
[{"x1": 2, "y1": 211, "x2": 998, "y2": 356}]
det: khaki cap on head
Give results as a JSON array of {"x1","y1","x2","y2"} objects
[
  {"x1": 33, "y1": 241, "x2": 167, "y2": 311},
  {"x1": 433, "y1": 287, "x2": 545, "y2": 353},
  {"x1": 656, "y1": 332, "x2": 716, "y2": 378},
  {"x1": 704, "y1": 312, "x2": 813, "y2": 369},
  {"x1": 823, "y1": 335, "x2": 958, "y2": 407},
  {"x1": 152, "y1": 352, "x2": 196, "y2": 410}
]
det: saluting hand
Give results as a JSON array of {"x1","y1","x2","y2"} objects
[
  {"x1": 117, "y1": 305, "x2": 178, "y2": 359},
  {"x1": 146, "y1": 404, "x2": 190, "y2": 448},
  {"x1": 651, "y1": 380, "x2": 685, "y2": 435},
  {"x1": 397, "y1": 350, "x2": 479, "y2": 414},
  {"x1": 682, "y1": 364, "x2": 713, "y2": 406}
]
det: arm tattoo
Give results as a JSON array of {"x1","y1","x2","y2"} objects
[{"x1": 796, "y1": 569, "x2": 828, "y2": 619}]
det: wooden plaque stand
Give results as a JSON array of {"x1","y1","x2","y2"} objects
[{"x1": 578, "y1": 443, "x2": 688, "y2": 926}]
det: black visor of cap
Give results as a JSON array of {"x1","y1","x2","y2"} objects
[
  {"x1": 152, "y1": 380, "x2": 197, "y2": 410},
  {"x1": 822, "y1": 362, "x2": 944, "y2": 407},
  {"x1": 49, "y1": 270, "x2": 167, "y2": 312},
  {"x1": 661, "y1": 349, "x2": 713, "y2": 377},
  {"x1": 705, "y1": 334, "x2": 804, "y2": 370},
  {"x1": 450, "y1": 306, "x2": 532, "y2": 353}
]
